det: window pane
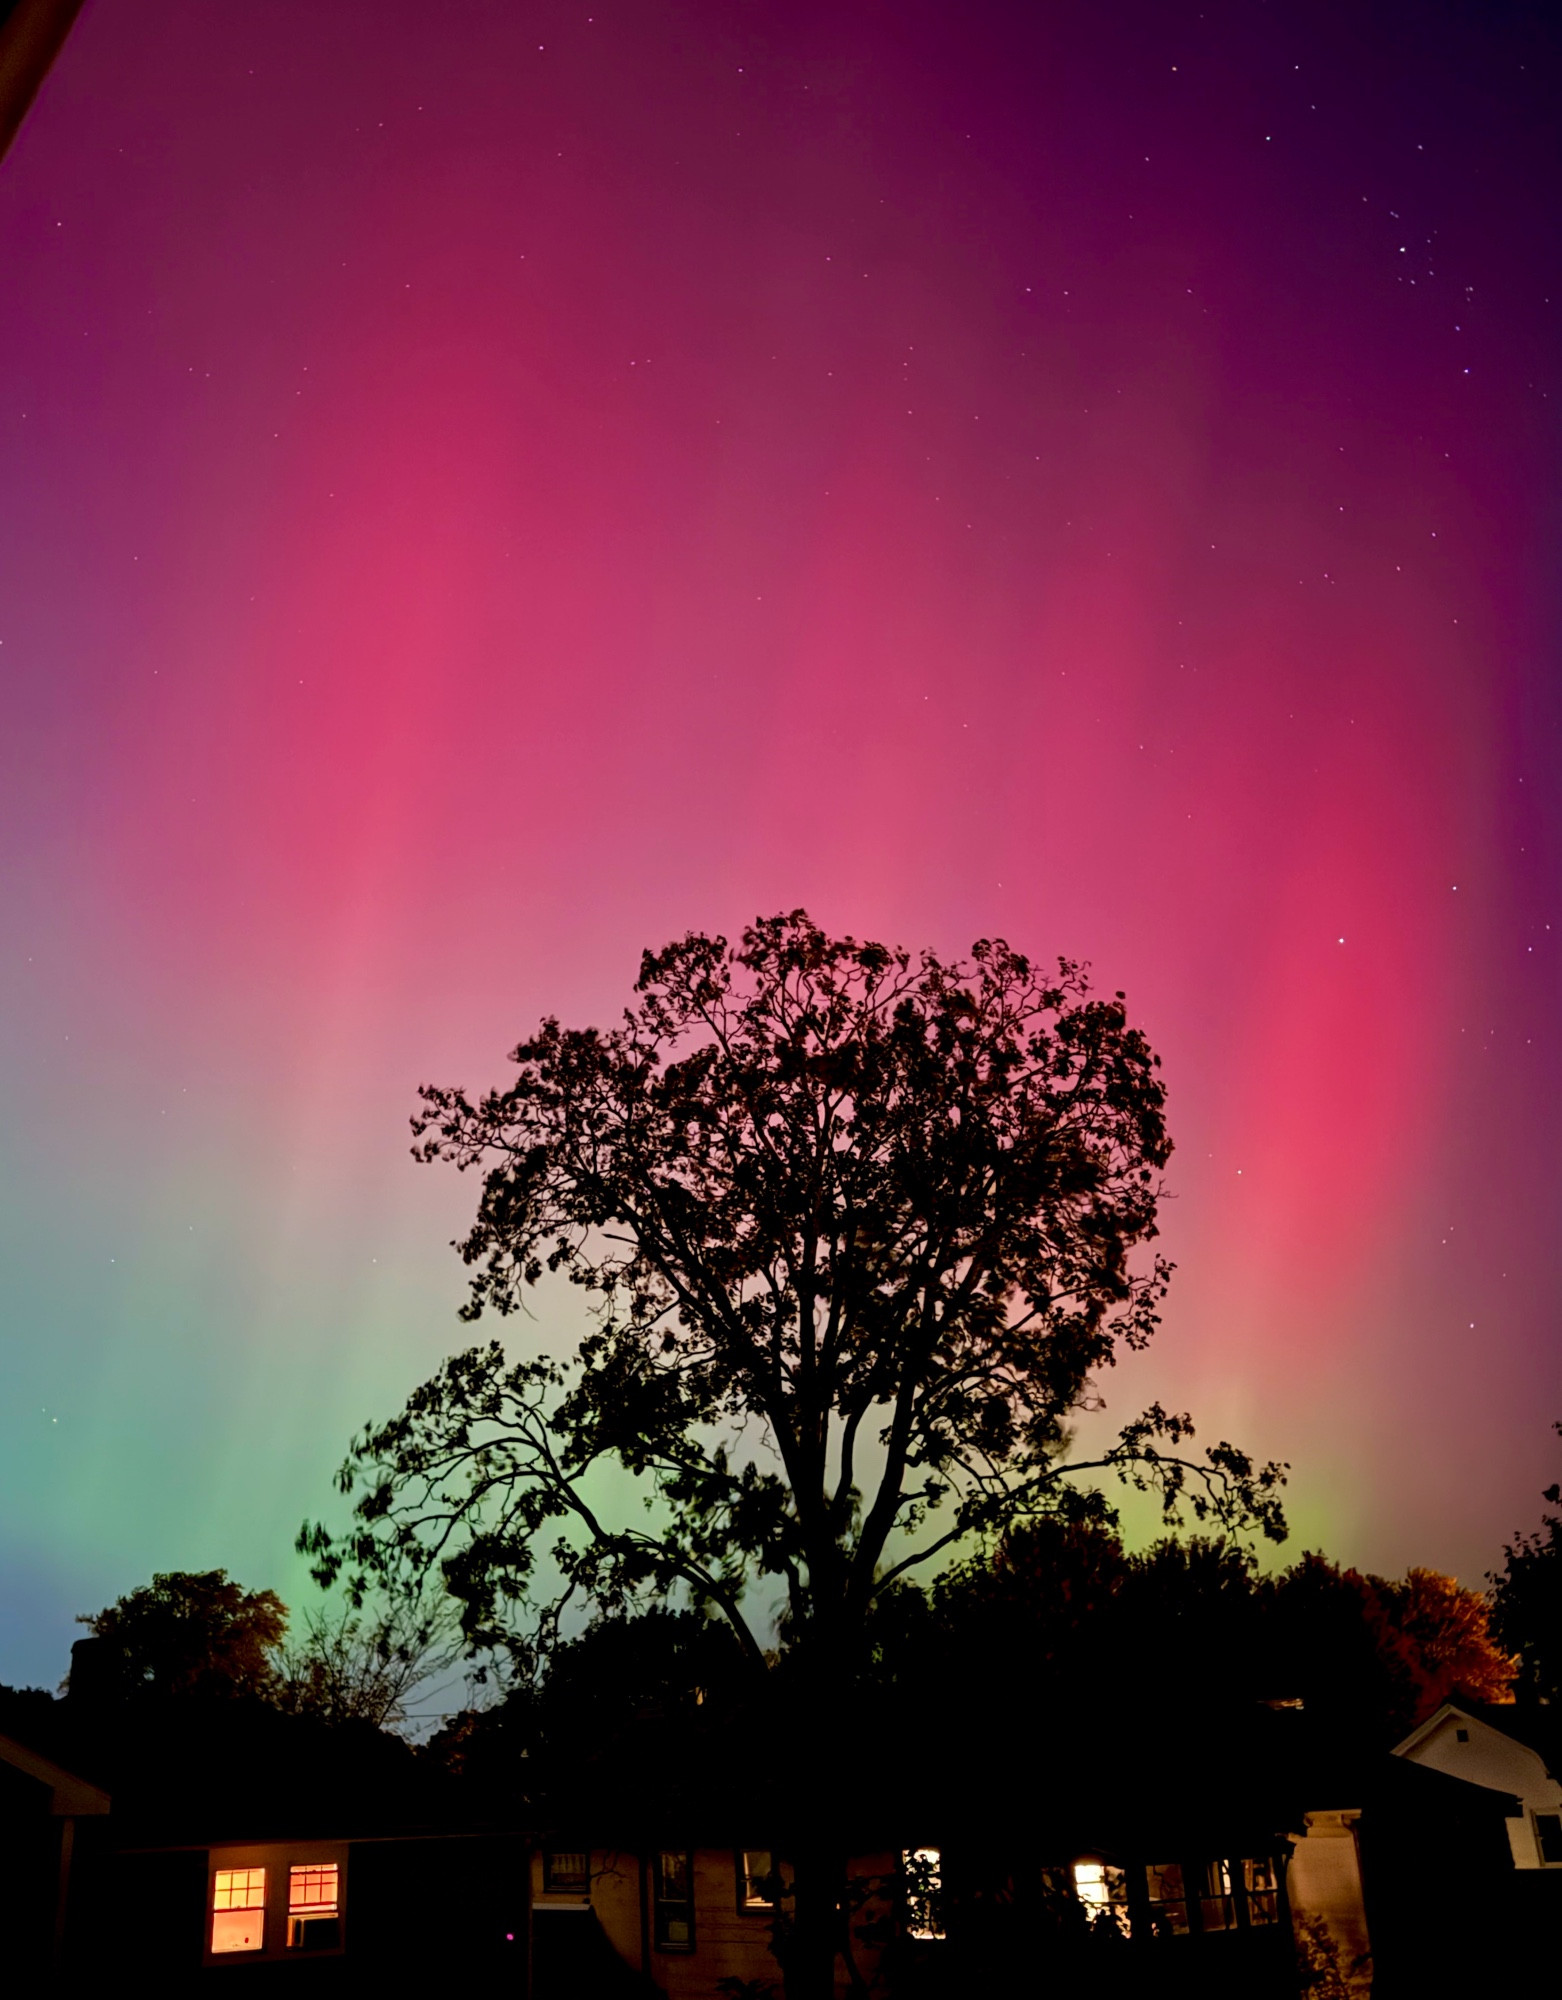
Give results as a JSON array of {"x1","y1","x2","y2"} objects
[
  {"x1": 1241, "y1": 1857, "x2": 1278, "y2": 1925},
  {"x1": 1197, "y1": 1860, "x2": 1235, "y2": 1932},
  {"x1": 212, "y1": 1908, "x2": 265, "y2": 1954},
  {"x1": 1073, "y1": 1860, "x2": 1131, "y2": 1938},
  {"x1": 1145, "y1": 1861, "x2": 1190, "y2": 1938},
  {"x1": 213, "y1": 1868, "x2": 266, "y2": 1912},
  {"x1": 545, "y1": 1850, "x2": 590, "y2": 1894},
  {"x1": 658, "y1": 1851, "x2": 692, "y2": 1901},
  {"x1": 289, "y1": 1865, "x2": 339, "y2": 1915},
  {"x1": 1537, "y1": 1814, "x2": 1562, "y2": 1865}
]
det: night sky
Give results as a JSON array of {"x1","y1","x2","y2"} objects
[{"x1": 1, "y1": 0, "x2": 1559, "y2": 1686}]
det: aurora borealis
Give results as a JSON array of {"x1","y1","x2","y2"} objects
[{"x1": 1, "y1": 0, "x2": 1558, "y2": 1685}]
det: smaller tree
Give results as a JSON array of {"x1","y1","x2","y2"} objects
[
  {"x1": 1489, "y1": 1424, "x2": 1562, "y2": 1703},
  {"x1": 1378, "y1": 1566, "x2": 1516, "y2": 1719},
  {"x1": 274, "y1": 1600, "x2": 456, "y2": 1732},
  {"x1": 74, "y1": 1570, "x2": 287, "y2": 1702}
]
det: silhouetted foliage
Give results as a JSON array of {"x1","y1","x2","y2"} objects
[
  {"x1": 274, "y1": 1600, "x2": 456, "y2": 1731},
  {"x1": 889, "y1": 1523, "x2": 1513, "y2": 1738},
  {"x1": 431, "y1": 1605, "x2": 753, "y2": 1805},
  {"x1": 303, "y1": 913, "x2": 1287, "y2": 1999},
  {"x1": 73, "y1": 1570, "x2": 287, "y2": 1702},
  {"x1": 1489, "y1": 1421, "x2": 1562, "y2": 1703}
]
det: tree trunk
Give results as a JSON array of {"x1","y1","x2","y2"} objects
[
  {"x1": 776, "y1": 1640, "x2": 853, "y2": 2000},
  {"x1": 781, "y1": 1838, "x2": 847, "y2": 2000}
]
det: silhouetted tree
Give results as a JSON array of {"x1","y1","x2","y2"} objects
[
  {"x1": 1490, "y1": 1423, "x2": 1562, "y2": 1703},
  {"x1": 303, "y1": 913, "x2": 1286, "y2": 2000},
  {"x1": 274, "y1": 1600, "x2": 456, "y2": 1731},
  {"x1": 73, "y1": 1570, "x2": 286, "y2": 1702},
  {"x1": 904, "y1": 1529, "x2": 1512, "y2": 1737}
]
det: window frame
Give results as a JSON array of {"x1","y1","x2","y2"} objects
[
  {"x1": 205, "y1": 1845, "x2": 346, "y2": 1964},
  {"x1": 653, "y1": 1849, "x2": 696, "y2": 1954},
  {"x1": 1144, "y1": 1859, "x2": 1192, "y2": 1938},
  {"x1": 211, "y1": 1866, "x2": 267, "y2": 1956},
  {"x1": 736, "y1": 1848, "x2": 777, "y2": 1912},
  {"x1": 1072, "y1": 1857, "x2": 1131, "y2": 1938},
  {"x1": 543, "y1": 1848, "x2": 592, "y2": 1896},
  {"x1": 902, "y1": 1847, "x2": 946, "y2": 1942},
  {"x1": 1534, "y1": 1811, "x2": 1562, "y2": 1865},
  {"x1": 286, "y1": 1862, "x2": 341, "y2": 1952}
]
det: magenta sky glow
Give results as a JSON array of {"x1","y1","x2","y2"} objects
[{"x1": 1, "y1": 0, "x2": 1559, "y2": 1684}]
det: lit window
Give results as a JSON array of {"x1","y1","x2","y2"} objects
[
  {"x1": 212, "y1": 1868, "x2": 266, "y2": 1954},
  {"x1": 288, "y1": 1864, "x2": 340, "y2": 1951},
  {"x1": 1073, "y1": 1860, "x2": 1130, "y2": 1937},
  {"x1": 1145, "y1": 1861, "x2": 1190, "y2": 1937},
  {"x1": 902, "y1": 1848, "x2": 944, "y2": 1940},
  {"x1": 544, "y1": 1850, "x2": 590, "y2": 1895},
  {"x1": 654, "y1": 1851, "x2": 695, "y2": 1952},
  {"x1": 739, "y1": 1850, "x2": 776, "y2": 1910},
  {"x1": 1196, "y1": 1859, "x2": 1235, "y2": 1932},
  {"x1": 1242, "y1": 1857, "x2": 1279, "y2": 1926},
  {"x1": 1536, "y1": 1814, "x2": 1562, "y2": 1865}
]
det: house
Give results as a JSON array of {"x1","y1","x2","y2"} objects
[
  {"x1": 1, "y1": 1691, "x2": 527, "y2": 1987},
  {"x1": 12, "y1": 1679, "x2": 1487, "y2": 1995},
  {"x1": 1394, "y1": 1697, "x2": 1562, "y2": 1867},
  {"x1": 1373, "y1": 1698, "x2": 1562, "y2": 1994},
  {"x1": 520, "y1": 1705, "x2": 1371, "y2": 1999}
]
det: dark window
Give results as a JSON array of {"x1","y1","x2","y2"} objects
[
  {"x1": 1241, "y1": 1857, "x2": 1279, "y2": 1926},
  {"x1": 544, "y1": 1850, "x2": 590, "y2": 1895},
  {"x1": 1455, "y1": 1727, "x2": 1470, "y2": 1743},
  {"x1": 654, "y1": 1851, "x2": 695, "y2": 1952},
  {"x1": 1195, "y1": 1860, "x2": 1235, "y2": 1932},
  {"x1": 1145, "y1": 1861, "x2": 1190, "y2": 1938},
  {"x1": 1536, "y1": 1814, "x2": 1562, "y2": 1864},
  {"x1": 738, "y1": 1850, "x2": 775, "y2": 1910}
]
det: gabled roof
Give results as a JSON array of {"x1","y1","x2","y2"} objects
[
  {"x1": 1395, "y1": 1697, "x2": 1561, "y2": 1772},
  {"x1": 0, "y1": 1730, "x2": 111, "y2": 1815},
  {"x1": 1394, "y1": 1698, "x2": 1477, "y2": 1760}
]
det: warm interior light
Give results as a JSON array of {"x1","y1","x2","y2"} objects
[
  {"x1": 286, "y1": 1863, "x2": 341, "y2": 1950},
  {"x1": 740, "y1": 1849, "x2": 775, "y2": 1908},
  {"x1": 1145, "y1": 1860, "x2": 1190, "y2": 1936},
  {"x1": 903, "y1": 1847, "x2": 944, "y2": 1940},
  {"x1": 1073, "y1": 1859, "x2": 1131, "y2": 1937},
  {"x1": 288, "y1": 1864, "x2": 338, "y2": 1916},
  {"x1": 1242, "y1": 1856, "x2": 1279, "y2": 1925},
  {"x1": 212, "y1": 1868, "x2": 265, "y2": 1954}
]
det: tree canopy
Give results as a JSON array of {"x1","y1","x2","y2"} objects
[
  {"x1": 896, "y1": 1524, "x2": 1515, "y2": 1738},
  {"x1": 1489, "y1": 1421, "x2": 1562, "y2": 1703},
  {"x1": 75, "y1": 1570, "x2": 286, "y2": 1702},
  {"x1": 71, "y1": 1569, "x2": 447, "y2": 1731},
  {"x1": 306, "y1": 914, "x2": 1284, "y2": 1674}
]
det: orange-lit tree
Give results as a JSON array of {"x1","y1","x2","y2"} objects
[{"x1": 303, "y1": 912, "x2": 1286, "y2": 2000}]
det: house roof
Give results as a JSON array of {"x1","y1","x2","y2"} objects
[
  {"x1": 1399, "y1": 1697, "x2": 1562, "y2": 1772},
  {"x1": 0, "y1": 1729, "x2": 111, "y2": 1816},
  {"x1": 0, "y1": 1691, "x2": 517, "y2": 1850}
]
